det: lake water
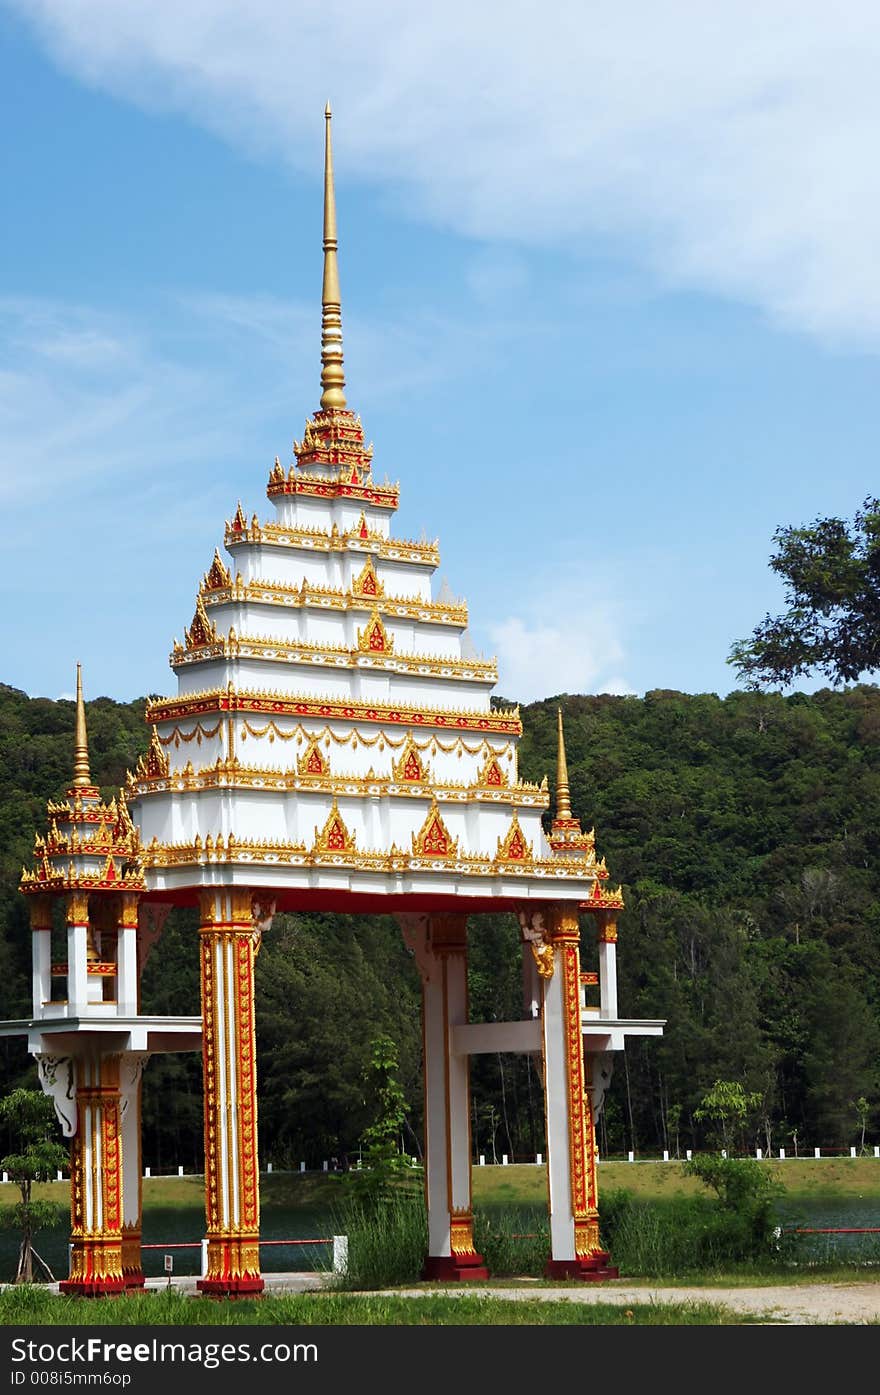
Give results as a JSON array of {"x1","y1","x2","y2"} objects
[{"x1": 1, "y1": 1197, "x2": 877, "y2": 1284}]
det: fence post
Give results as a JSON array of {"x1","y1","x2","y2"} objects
[
  {"x1": 663, "y1": 1150, "x2": 669, "y2": 1162},
  {"x1": 779, "y1": 1148, "x2": 785, "y2": 1159},
  {"x1": 685, "y1": 1149, "x2": 692, "y2": 1161},
  {"x1": 850, "y1": 1146, "x2": 857, "y2": 1158},
  {"x1": 875, "y1": 1146, "x2": 879, "y2": 1159},
  {"x1": 178, "y1": 1165, "x2": 184, "y2": 1177},
  {"x1": 502, "y1": 1154, "x2": 508, "y2": 1166},
  {"x1": 57, "y1": 1170, "x2": 63, "y2": 1181},
  {"x1": 536, "y1": 1153, "x2": 543, "y2": 1165},
  {"x1": 814, "y1": 1147, "x2": 821, "y2": 1158},
  {"x1": 144, "y1": 1166, "x2": 151, "y2": 1178},
  {"x1": 332, "y1": 1235, "x2": 348, "y2": 1276},
  {"x1": 627, "y1": 1151, "x2": 634, "y2": 1163},
  {"x1": 200, "y1": 1239, "x2": 208, "y2": 1278},
  {"x1": 479, "y1": 1155, "x2": 485, "y2": 1166},
  {"x1": 756, "y1": 1147, "x2": 762, "y2": 1160},
  {"x1": 267, "y1": 1162, "x2": 273, "y2": 1174},
  {"x1": 300, "y1": 1161, "x2": 306, "y2": 1173},
  {"x1": 322, "y1": 1160, "x2": 328, "y2": 1172}
]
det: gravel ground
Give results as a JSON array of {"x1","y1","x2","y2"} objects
[{"x1": 376, "y1": 1281, "x2": 880, "y2": 1324}]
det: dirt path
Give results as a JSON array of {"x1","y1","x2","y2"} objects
[{"x1": 380, "y1": 1281, "x2": 880, "y2": 1324}]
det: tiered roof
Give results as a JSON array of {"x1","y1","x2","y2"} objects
[{"x1": 127, "y1": 108, "x2": 622, "y2": 912}]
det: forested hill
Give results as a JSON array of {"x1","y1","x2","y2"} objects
[{"x1": 1, "y1": 680, "x2": 878, "y2": 1165}]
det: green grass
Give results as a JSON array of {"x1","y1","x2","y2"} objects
[
  {"x1": 9, "y1": 1156, "x2": 876, "y2": 1212},
  {"x1": 0, "y1": 1285, "x2": 757, "y2": 1325}
]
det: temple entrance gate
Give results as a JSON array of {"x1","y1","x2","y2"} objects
[{"x1": 7, "y1": 108, "x2": 663, "y2": 1296}]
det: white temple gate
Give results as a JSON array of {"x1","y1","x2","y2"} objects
[{"x1": 7, "y1": 108, "x2": 662, "y2": 1296}]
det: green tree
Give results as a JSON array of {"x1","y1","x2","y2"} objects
[
  {"x1": 348, "y1": 1034, "x2": 412, "y2": 1209},
  {"x1": 0, "y1": 1088, "x2": 67, "y2": 1283},
  {"x1": 729, "y1": 496, "x2": 880, "y2": 686},
  {"x1": 694, "y1": 1080, "x2": 762, "y2": 1155}
]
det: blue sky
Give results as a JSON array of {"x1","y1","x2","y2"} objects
[{"x1": 3, "y1": 2, "x2": 880, "y2": 706}]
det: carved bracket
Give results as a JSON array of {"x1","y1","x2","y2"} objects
[
  {"x1": 33, "y1": 1052, "x2": 77, "y2": 1137},
  {"x1": 516, "y1": 907, "x2": 555, "y2": 980},
  {"x1": 588, "y1": 1050, "x2": 614, "y2": 1119},
  {"x1": 250, "y1": 897, "x2": 276, "y2": 957}
]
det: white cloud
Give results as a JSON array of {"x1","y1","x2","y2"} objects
[
  {"x1": 487, "y1": 584, "x2": 633, "y2": 704},
  {"x1": 10, "y1": 1, "x2": 880, "y2": 343}
]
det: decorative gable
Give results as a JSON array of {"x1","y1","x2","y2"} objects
[
  {"x1": 496, "y1": 814, "x2": 532, "y2": 863},
  {"x1": 478, "y1": 752, "x2": 507, "y2": 787},
  {"x1": 136, "y1": 727, "x2": 170, "y2": 780},
  {"x1": 185, "y1": 595, "x2": 218, "y2": 649},
  {"x1": 392, "y1": 736, "x2": 428, "y2": 783},
  {"x1": 357, "y1": 610, "x2": 393, "y2": 653},
  {"x1": 298, "y1": 738, "x2": 329, "y2": 776},
  {"x1": 351, "y1": 555, "x2": 383, "y2": 599},
  {"x1": 412, "y1": 801, "x2": 458, "y2": 858},
  {"x1": 313, "y1": 799, "x2": 355, "y2": 854},
  {"x1": 203, "y1": 549, "x2": 231, "y2": 591}
]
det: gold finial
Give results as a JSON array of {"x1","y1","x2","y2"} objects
[
  {"x1": 72, "y1": 663, "x2": 91, "y2": 789},
  {"x1": 320, "y1": 103, "x2": 346, "y2": 411},
  {"x1": 555, "y1": 706, "x2": 572, "y2": 821}
]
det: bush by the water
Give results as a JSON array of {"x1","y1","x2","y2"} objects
[{"x1": 601, "y1": 1154, "x2": 789, "y2": 1275}]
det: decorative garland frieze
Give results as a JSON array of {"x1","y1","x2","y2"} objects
[{"x1": 153, "y1": 720, "x2": 517, "y2": 760}]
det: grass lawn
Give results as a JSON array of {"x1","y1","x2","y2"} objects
[
  {"x1": 13, "y1": 1156, "x2": 877, "y2": 1211},
  {"x1": 0, "y1": 1285, "x2": 758, "y2": 1326}
]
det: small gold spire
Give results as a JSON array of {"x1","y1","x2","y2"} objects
[
  {"x1": 320, "y1": 103, "x2": 346, "y2": 411},
  {"x1": 72, "y1": 663, "x2": 92, "y2": 789},
  {"x1": 555, "y1": 706, "x2": 572, "y2": 821}
]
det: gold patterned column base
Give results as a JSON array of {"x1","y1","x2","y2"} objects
[
  {"x1": 197, "y1": 1234, "x2": 264, "y2": 1297},
  {"x1": 547, "y1": 1210, "x2": 617, "y2": 1280},
  {"x1": 121, "y1": 1224, "x2": 145, "y2": 1288},
  {"x1": 422, "y1": 1210, "x2": 489, "y2": 1281},
  {"x1": 59, "y1": 1238, "x2": 126, "y2": 1297}
]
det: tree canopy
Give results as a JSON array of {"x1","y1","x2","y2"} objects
[
  {"x1": 729, "y1": 496, "x2": 880, "y2": 687},
  {"x1": 1, "y1": 680, "x2": 879, "y2": 1165}
]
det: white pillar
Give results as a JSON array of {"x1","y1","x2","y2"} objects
[
  {"x1": 332, "y1": 1235, "x2": 348, "y2": 1275},
  {"x1": 850, "y1": 1146, "x2": 857, "y2": 1158},
  {"x1": 628, "y1": 1151, "x2": 634, "y2": 1162},
  {"x1": 814, "y1": 1147, "x2": 821, "y2": 1158},
  {"x1": 116, "y1": 896, "x2": 139, "y2": 1015},
  {"x1": 779, "y1": 1148, "x2": 785, "y2": 1159},
  {"x1": 502, "y1": 1154, "x2": 508, "y2": 1166},
  {"x1": 598, "y1": 929, "x2": 618, "y2": 1020},
  {"x1": 686, "y1": 1149, "x2": 692, "y2": 1160},
  {"x1": 29, "y1": 898, "x2": 53, "y2": 1015},
  {"x1": 756, "y1": 1147, "x2": 762, "y2": 1159},
  {"x1": 663, "y1": 1150, "x2": 669, "y2": 1162},
  {"x1": 66, "y1": 895, "x2": 89, "y2": 1016},
  {"x1": 398, "y1": 913, "x2": 485, "y2": 1279}
]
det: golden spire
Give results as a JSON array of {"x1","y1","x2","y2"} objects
[
  {"x1": 72, "y1": 662, "x2": 91, "y2": 789},
  {"x1": 555, "y1": 706, "x2": 572, "y2": 821},
  {"x1": 320, "y1": 102, "x2": 346, "y2": 411}
]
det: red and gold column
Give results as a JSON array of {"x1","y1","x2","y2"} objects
[
  {"x1": 541, "y1": 904, "x2": 617, "y2": 1280},
  {"x1": 197, "y1": 889, "x2": 263, "y2": 1296},
  {"x1": 59, "y1": 1054, "x2": 125, "y2": 1296},
  {"x1": 400, "y1": 913, "x2": 488, "y2": 1280}
]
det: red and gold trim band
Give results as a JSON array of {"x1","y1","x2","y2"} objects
[{"x1": 147, "y1": 691, "x2": 522, "y2": 736}]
